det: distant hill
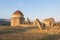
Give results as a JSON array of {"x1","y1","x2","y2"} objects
[
  {"x1": 0, "y1": 19, "x2": 10, "y2": 26},
  {"x1": 0, "y1": 18, "x2": 10, "y2": 22}
]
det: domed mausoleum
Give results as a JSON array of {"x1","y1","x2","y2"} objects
[{"x1": 11, "y1": 10, "x2": 25, "y2": 26}]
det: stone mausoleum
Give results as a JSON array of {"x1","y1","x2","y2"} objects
[
  {"x1": 11, "y1": 10, "x2": 42, "y2": 29},
  {"x1": 11, "y1": 10, "x2": 55, "y2": 30}
]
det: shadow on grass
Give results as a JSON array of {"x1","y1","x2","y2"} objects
[{"x1": 41, "y1": 34, "x2": 60, "y2": 40}]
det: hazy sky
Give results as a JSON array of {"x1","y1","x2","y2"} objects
[{"x1": 0, "y1": 0, "x2": 60, "y2": 21}]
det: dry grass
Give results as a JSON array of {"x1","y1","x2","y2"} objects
[{"x1": 0, "y1": 26, "x2": 60, "y2": 40}]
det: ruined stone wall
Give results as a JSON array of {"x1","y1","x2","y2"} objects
[{"x1": 33, "y1": 18, "x2": 42, "y2": 30}]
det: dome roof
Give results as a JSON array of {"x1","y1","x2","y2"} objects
[{"x1": 12, "y1": 10, "x2": 24, "y2": 17}]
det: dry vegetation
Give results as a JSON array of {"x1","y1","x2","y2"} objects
[{"x1": 0, "y1": 26, "x2": 60, "y2": 40}]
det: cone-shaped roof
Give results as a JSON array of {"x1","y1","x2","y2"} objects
[{"x1": 12, "y1": 10, "x2": 24, "y2": 17}]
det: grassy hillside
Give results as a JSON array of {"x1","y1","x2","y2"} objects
[{"x1": 0, "y1": 26, "x2": 60, "y2": 40}]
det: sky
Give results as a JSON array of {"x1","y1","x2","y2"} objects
[{"x1": 0, "y1": 0, "x2": 60, "y2": 21}]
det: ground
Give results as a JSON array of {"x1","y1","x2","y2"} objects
[{"x1": 0, "y1": 26, "x2": 60, "y2": 40}]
